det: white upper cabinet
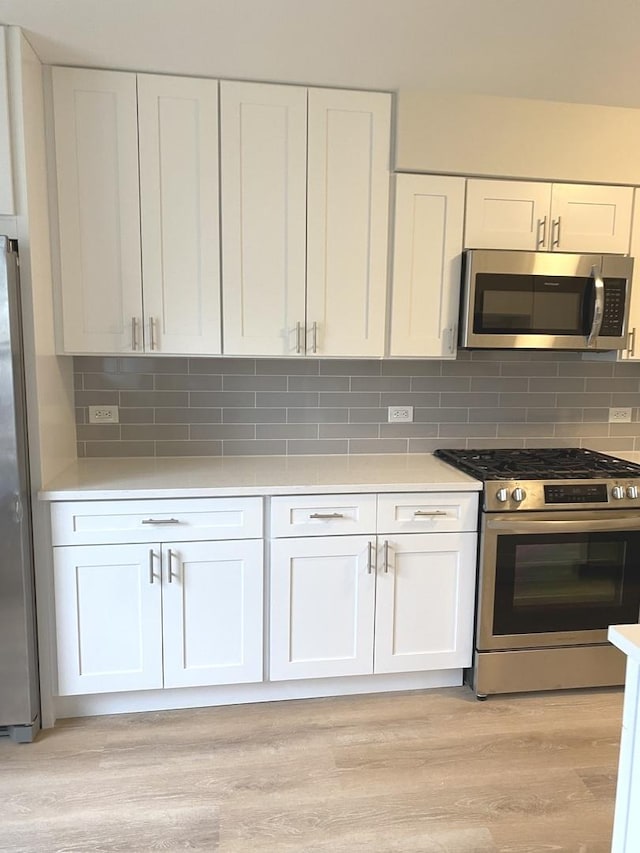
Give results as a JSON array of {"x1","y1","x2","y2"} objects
[
  {"x1": 52, "y1": 68, "x2": 143, "y2": 354},
  {"x1": 221, "y1": 82, "x2": 391, "y2": 357},
  {"x1": 620, "y1": 188, "x2": 640, "y2": 361},
  {"x1": 389, "y1": 174, "x2": 465, "y2": 358},
  {"x1": 220, "y1": 82, "x2": 307, "y2": 356},
  {"x1": 0, "y1": 27, "x2": 15, "y2": 215},
  {"x1": 464, "y1": 180, "x2": 551, "y2": 251},
  {"x1": 549, "y1": 183, "x2": 633, "y2": 254},
  {"x1": 465, "y1": 178, "x2": 633, "y2": 254},
  {"x1": 51, "y1": 68, "x2": 221, "y2": 355},
  {"x1": 306, "y1": 88, "x2": 391, "y2": 357},
  {"x1": 137, "y1": 74, "x2": 221, "y2": 355}
]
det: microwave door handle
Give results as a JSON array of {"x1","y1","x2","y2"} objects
[
  {"x1": 487, "y1": 517, "x2": 640, "y2": 534},
  {"x1": 587, "y1": 265, "x2": 605, "y2": 348}
]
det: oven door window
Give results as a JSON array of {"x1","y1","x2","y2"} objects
[
  {"x1": 493, "y1": 531, "x2": 640, "y2": 635},
  {"x1": 473, "y1": 273, "x2": 590, "y2": 336}
]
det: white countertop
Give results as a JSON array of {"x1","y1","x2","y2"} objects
[
  {"x1": 609, "y1": 624, "x2": 640, "y2": 664},
  {"x1": 38, "y1": 453, "x2": 482, "y2": 501}
]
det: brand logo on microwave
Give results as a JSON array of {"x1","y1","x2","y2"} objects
[{"x1": 543, "y1": 281, "x2": 560, "y2": 286}]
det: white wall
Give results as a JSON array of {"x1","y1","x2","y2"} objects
[
  {"x1": 396, "y1": 90, "x2": 640, "y2": 185},
  {"x1": 7, "y1": 28, "x2": 76, "y2": 484},
  {"x1": 6, "y1": 27, "x2": 77, "y2": 727}
]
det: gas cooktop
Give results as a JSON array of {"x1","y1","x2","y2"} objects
[{"x1": 434, "y1": 447, "x2": 640, "y2": 511}]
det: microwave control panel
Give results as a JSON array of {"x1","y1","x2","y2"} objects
[{"x1": 600, "y1": 280, "x2": 627, "y2": 336}]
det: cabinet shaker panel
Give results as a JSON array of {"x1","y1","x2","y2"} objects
[
  {"x1": 389, "y1": 174, "x2": 465, "y2": 357},
  {"x1": 220, "y1": 81, "x2": 307, "y2": 356},
  {"x1": 51, "y1": 67, "x2": 143, "y2": 353},
  {"x1": 306, "y1": 88, "x2": 391, "y2": 357},
  {"x1": 137, "y1": 74, "x2": 221, "y2": 354},
  {"x1": 53, "y1": 543, "x2": 163, "y2": 695}
]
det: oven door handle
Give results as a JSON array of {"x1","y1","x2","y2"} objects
[{"x1": 487, "y1": 517, "x2": 639, "y2": 534}]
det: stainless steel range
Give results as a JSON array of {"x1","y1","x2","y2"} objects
[{"x1": 434, "y1": 448, "x2": 640, "y2": 698}]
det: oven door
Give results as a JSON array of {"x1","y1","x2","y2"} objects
[{"x1": 477, "y1": 511, "x2": 640, "y2": 651}]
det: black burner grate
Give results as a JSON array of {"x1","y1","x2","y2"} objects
[{"x1": 434, "y1": 447, "x2": 640, "y2": 481}]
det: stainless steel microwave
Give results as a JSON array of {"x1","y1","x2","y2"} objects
[{"x1": 458, "y1": 249, "x2": 634, "y2": 351}]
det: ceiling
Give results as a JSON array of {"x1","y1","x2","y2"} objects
[{"x1": 2, "y1": 0, "x2": 640, "y2": 108}]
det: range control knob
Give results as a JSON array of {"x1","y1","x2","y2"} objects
[
  {"x1": 496, "y1": 488, "x2": 509, "y2": 503},
  {"x1": 612, "y1": 485, "x2": 625, "y2": 500},
  {"x1": 512, "y1": 487, "x2": 526, "y2": 503},
  {"x1": 627, "y1": 485, "x2": 639, "y2": 499}
]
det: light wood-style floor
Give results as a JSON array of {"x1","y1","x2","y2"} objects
[{"x1": 0, "y1": 686, "x2": 625, "y2": 852}]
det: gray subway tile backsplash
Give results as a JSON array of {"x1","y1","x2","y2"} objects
[{"x1": 73, "y1": 353, "x2": 640, "y2": 458}]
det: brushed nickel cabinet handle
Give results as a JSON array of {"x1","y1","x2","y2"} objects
[
  {"x1": 551, "y1": 217, "x2": 561, "y2": 249},
  {"x1": 296, "y1": 321, "x2": 303, "y2": 354},
  {"x1": 167, "y1": 548, "x2": 175, "y2": 584},
  {"x1": 536, "y1": 216, "x2": 547, "y2": 249},
  {"x1": 309, "y1": 321, "x2": 318, "y2": 353},
  {"x1": 141, "y1": 518, "x2": 181, "y2": 525},
  {"x1": 309, "y1": 512, "x2": 345, "y2": 520},
  {"x1": 367, "y1": 540, "x2": 374, "y2": 574},
  {"x1": 628, "y1": 327, "x2": 636, "y2": 357},
  {"x1": 448, "y1": 325, "x2": 457, "y2": 354},
  {"x1": 132, "y1": 316, "x2": 139, "y2": 351},
  {"x1": 414, "y1": 510, "x2": 447, "y2": 517},
  {"x1": 383, "y1": 539, "x2": 390, "y2": 573},
  {"x1": 149, "y1": 316, "x2": 157, "y2": 351},
  {"x1": 148, "y1": 549, "x2": 155, "y2": 584}
]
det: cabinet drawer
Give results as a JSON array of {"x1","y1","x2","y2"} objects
[
  {"x1": 51, "y1": 497, "x2": 263, "y2": 546},
  {"x1": 271, "y1": 494, "x2": 376, "y2": 538},
  {"x1": 377, "y1": 492, "x2": 478, "y2": 534}
]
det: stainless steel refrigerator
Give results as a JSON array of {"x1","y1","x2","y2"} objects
[{"x1": 0, "y1": 236, "x2": 40, "y2": 743}]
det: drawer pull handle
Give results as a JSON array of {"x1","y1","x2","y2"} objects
[
  {"x1": 367, "y1": 541, "x2": 374, "y2": 574},
  {"x1": 383, "y1": 539, "x2": 390, "y2": 573},
  {"x1": 167, "y1": 549, "x2": 176, "y2": 584},
  {"x1": 148, "y1": 549, "x2": 156, "y2": 584},
  {"x1": 309, "y1": 512, "x2": 345, "y2": 520},
  {"x1": 141, "y1": 518, "x2": 181, "y2": 525},
  {"x1": 414, "y1": 510, "x2": 448, "y2": 517}
]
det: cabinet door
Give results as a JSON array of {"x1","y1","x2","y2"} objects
[
  {"x1": 51, "y1": 67, "x2": 143, "y2": 353},
  {"x1": 389, "y1": 174, "x2": 465, "y2": 358},
  {"x1": 220, "y1": 81, "x2": 307, "y2": 355},
  {"x1": 306, "y1": 89, "x2": 391, "y2": 357},
  {"x1": 621, "y1": 188, "x2": 640, "y2": 361},
  {"x1": 464, "y1": 179, "x2": 551, "y2": 250},
  {"x1": 270, "y1": 535, "x2": 375, "y2": 680},
  {"x1": 53, "y1": 544, "x2": 162, "y2": 695},
  {"x1": 162, "y1": 540, "x2": 263, "y2": 688},
  {"x1": 374, "y1": 532, "x2": 477, "y2": 674},
  {"x1": 138, "y1": 75, "x2": 221, "y2": 354},
  {"x1": 550, "y1": 183, "x2": 633, "y2": 254},
  {"x1": 0, "y1": 28, "x2": 14, "y2": 214}
]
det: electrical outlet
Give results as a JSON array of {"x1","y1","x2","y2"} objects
[
  {"x1": 609, "y1": 407, "x2": 633, "y2": 423},
  {"x1": 387, "y1": 405, "x2": 414, "y2": 423},
  {"x1": 88, "y1": 405, "x2": 119, "y2": 424}
]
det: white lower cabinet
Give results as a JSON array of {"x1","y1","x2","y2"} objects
[
  {"x1": 161, "y1": 540, "x2": 263, "y2": 689},
  {"x1": 50, "y1": 491, "x2": 478, "y2": 703},
  {"x1": 269, "y1": 493, "x2": 478, "y2": 681},
  {"x1": 53, "y1": 536, "x2": 263, "y2": 696},
  {"x1": 373, "y1": 533, "x2": 476, "y2": 673},
  {"x1": 54, "y1": 543, "x2": 163, "y2": 695},
  {"x1": 270, "y1": 535, "x2": 376, "y2": 680}
]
